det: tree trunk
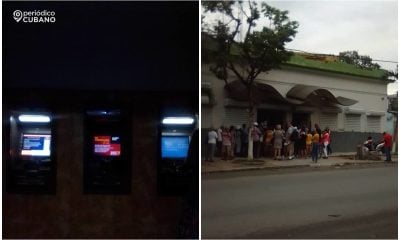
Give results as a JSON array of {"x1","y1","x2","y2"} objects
[
  {"x1": 247, "y1": 85, "x2": 255, "y2": 160},
  {"x1": 247, "y1": 106, "x2": 255, "y2": 160}
]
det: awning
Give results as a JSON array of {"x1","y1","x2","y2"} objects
[
  {"x1": 225, "y1": 81, "x2": 358, "y2": 107},
  {"x1": 225, "y1": 80, "x2": 292, "y2": 105},
  {"x1": 286, "y1": 84, "x2": 357, "y2": 106}
]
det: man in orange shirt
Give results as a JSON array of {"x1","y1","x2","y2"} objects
[{"x1": 382, "y1": 132, "x2": 393, "y2": 162}]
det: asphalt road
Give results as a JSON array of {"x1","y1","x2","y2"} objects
[{"x1": 202, "y1": 165, "x2": 397, "y2": 239}]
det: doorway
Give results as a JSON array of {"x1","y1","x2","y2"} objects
[
  {"x1": 257, "y1": 109, "x2": 286, "y2": 129},
  {"x1": 292, "y1": 112, "x2": 311, "y2": 129}
]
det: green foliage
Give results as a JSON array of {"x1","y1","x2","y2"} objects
[
  {"x1": 202, "y1": 35, "x2": 390, "y2": 80},
  {"x1": 202, "y1": 1, "x2": 299, "y2": 86},
  {"x1": 388, "y1": 65, "x2": 398, "y2": 80},
  {"x1": 339, "y1": 50, "x2": 381, "y2": 70},
  {"x1": 202, "y1": 1, "x2": 236, "y2": 15},
  {"x1": 288, "y1": 54, "x2": 388, "y2": 79}
]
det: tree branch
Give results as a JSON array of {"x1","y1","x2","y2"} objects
[{"x1": 227, "y1": 62, "x2": 246, "y2": 84}]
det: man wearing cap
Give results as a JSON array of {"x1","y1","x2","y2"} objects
[{"x1": 252, "y1": 122, "x2": 262, "y2": 159}]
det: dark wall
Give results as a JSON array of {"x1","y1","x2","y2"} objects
[
  {"x1": 3, "y1": 1, "x2": 199, "y2": 237},
  {"x1": 3, "y1": 90, "x2": 198, "y2": 238},
  {"x1": 330, "y1": 131, "x2": 383, "y2": 153},
  {"x1": 3, "y1": 2, "x2": 199, "y2": 92}
]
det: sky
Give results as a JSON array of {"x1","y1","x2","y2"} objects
[{"x1": 202, "y1": 1, "x2": 398, "y2": 94}]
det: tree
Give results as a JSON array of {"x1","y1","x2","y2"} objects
[
  {"x1": 339, "y1": 51, "x2": 360, "y2": 65},
  {"x1": 387, "y1": 65, "x2": 398, "y2": 80},
  {"x1": 202, "y1": 1, "x2": 299, "y2": 160},
  {"x1": 338, "y1": 50, "x2": 380, "y2": 69}
]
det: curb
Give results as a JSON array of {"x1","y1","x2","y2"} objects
[
  {"x1": 202, "y1": 164, "x2": 311, "y2": 174},
  {"x1": 201, "y1": 160, "x2": 396, "y2": 174}
]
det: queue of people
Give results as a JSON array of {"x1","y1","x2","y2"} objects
[{"x1": 205, "y1": 122, "x2": 334, "y2": 162}]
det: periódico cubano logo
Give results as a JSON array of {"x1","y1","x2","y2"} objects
[{"x1": 13, "y1": 10, "x2": 56, "y2": 23}]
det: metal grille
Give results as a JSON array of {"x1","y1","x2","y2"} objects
[
  {"x1": 345, "y1": 114, "x2": 361, "y2": 132},
  {"x1": 223, "y1": 107, "x2": 249, "y2": 127},
  {"x1": 320, "y1": 113, "x2": 338, "y2": 131},
  {"x1": 366, "y1": 116, "x2": 381, "y2": 133}
]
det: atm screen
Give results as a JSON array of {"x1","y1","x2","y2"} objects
[
  {"x1": 161, "y1": 136, "x2": 190, "y2": 159},
  {"x1": 21, "y1": 134, "x2": 51, "y2": 156},
  {"x1": 94, "y1": 135, "x2": 121, "y2": 156}
]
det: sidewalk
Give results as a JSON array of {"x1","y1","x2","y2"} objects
[{"x1": 202, "y1": 152, "x2": 397, "y2": 174}]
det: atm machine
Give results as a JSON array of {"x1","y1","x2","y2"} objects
[
  {"x1": 83, "y1": 109, "x2": 131, "y2": 194},
  {"x1": 158, "y1": 115, "x2": 196, "y2": 195},
  {"x1": 6, "y1": 112, "x2": 55, "y2": 193}
]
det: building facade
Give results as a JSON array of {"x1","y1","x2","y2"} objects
[{"x1": 202, "y1": 61, "x2": 393, "y2": 154}]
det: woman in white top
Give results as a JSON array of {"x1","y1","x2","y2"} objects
[{"x1": 207, "y1": 128, "x2": 218, "y2": 161}]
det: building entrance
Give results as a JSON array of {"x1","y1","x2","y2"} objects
[
  {"x1": 257, "y1": 109, "x2": 286, "y2": 129},
  {"x1": 292, "y1": 112, "x2": 311, "y2": 129}
]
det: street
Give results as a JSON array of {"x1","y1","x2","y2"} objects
[{"x1": 202, "y1": 165, "x2": 397, "y2": 239}]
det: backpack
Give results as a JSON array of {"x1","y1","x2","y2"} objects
[{"x1": 290, "y1": 129, "x2": 299, "y2": 141}]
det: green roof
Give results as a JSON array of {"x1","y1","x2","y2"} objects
[
  {"x1": 202, "y1": 33, "x2": 390, "y2": 80},
  {"x1": 285, "y1": 54, "x2": 388, "y2": 80}
]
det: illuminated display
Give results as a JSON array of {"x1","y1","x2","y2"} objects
[
  {"x1": 162, "y1": 117, "x2": 194, "y2": 125},
  {"x1": 94, "y1": 136, "x2": 121, "y2": 156},
  {"x1": 161, "y1": 136, "x2": 189, "y2": 159},
  {"x1": 21, "y1": 134, "x2": 51, "y2": 156}
]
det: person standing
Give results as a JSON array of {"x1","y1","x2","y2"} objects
[
  {"x1": 273, "y1": 124, "x2": 284, "y2": 160},
  {"x1": 311, "y1": 129, "x2": 320, "y2": 163},
  {"x1": 217, "y1": 125, "x2": 223, "y2": 157},
  {"x1": 326, "y1": 127, "x2": 332, "y2": 155},
  {"x1": 285, "y1": 122, "x2": 295, "y2": 160},
  {"x1": 229, "y1": 126, "x2": 236, "y2": 159},
  {"x1": 259, "y1": 121, "x2": 267, "y2": 157},
  {"x1": 235, "y1": 125, "x2": 242, "y2": 157},
  {"x1": 382, "y1": 132, "x2": 393, "y2": 162},
  {"x1": 299, "y1": 127, "x2": 307, "y2": 159},
  {"x1": 305, "y1": 128, "x2": 312, "y2": 158},
  {"x1": 221, "y1": 127, "x2": 232, "y2": 160},
  {"x1": 315, "y1": 123, "x2": 323, "y2": 158},
  {"x1": 241, "y1": 124, "x2": 248, "y2": 157},
  {"x1": 252, "y1": 122, "x2": 262, "y2": 159},
  {"x1": 206, "y1": 127, "x2": 218, "y2": 162},
  {"x1": 293, "y1": 126, "x2": 301, "y2": 158},
  {"x1": 322, "y1": 129, "x2": 330, "y2": 159},
  {"x1": 264, "y1": 127, "x2": 274, "y2": 157}
]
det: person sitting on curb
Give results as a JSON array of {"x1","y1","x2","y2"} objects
[{"x1": 361, "y1": 136, "x2": 374, "y2": 158}]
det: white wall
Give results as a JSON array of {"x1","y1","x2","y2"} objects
[{"x1": 202, "y1": 64, "x2": 389, "y2": 132}]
